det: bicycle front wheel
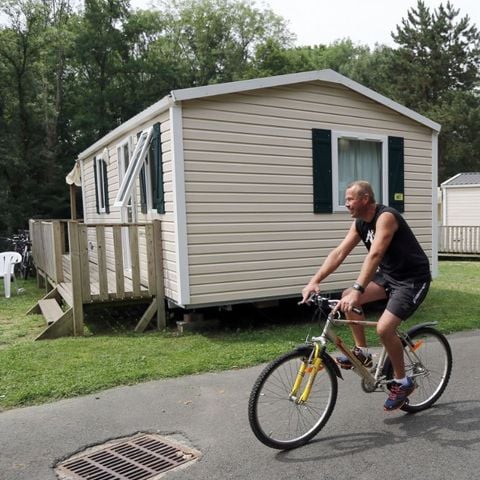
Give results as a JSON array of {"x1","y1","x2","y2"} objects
[
  {"x1": 386, "y1": 327, "x2": 452, "y2": 413},
  {"x1": 248, "y1": 348, "x2": 337, "y2": 450}
]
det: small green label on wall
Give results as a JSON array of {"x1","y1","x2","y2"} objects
[{"x1": 394, "y1": 193, "x2": 404, "y2": 201}]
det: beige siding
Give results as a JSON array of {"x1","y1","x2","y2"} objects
[
  {"x1": 80, "y1": 109, "x2": 179, "y2": 302},
  {"x1": 182, "y1": 81, "x2": 434, "y2": 305},
  {"x1": 444, "y1": 187, "x2": 480, "y2": 226}
]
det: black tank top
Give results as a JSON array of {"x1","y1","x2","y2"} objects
[{"x1": 355, "y1": 205, "x2": 431, "y2": 282}]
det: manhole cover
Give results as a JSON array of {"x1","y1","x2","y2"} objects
[{"x1": 56, "y1": 433, "x2": 200, "y2": 480}]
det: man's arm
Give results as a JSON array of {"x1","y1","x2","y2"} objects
[{"x1": 301, "y1": 222, "x2": 361, "y2": 302}]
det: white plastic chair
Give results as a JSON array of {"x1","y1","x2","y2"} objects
[{"x1": 0, "y1": 251, "x2": 22, "y2": 298}]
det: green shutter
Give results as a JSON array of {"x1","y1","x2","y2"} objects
[
  {"x1": 93, "y1": 157, "x2": 100, "y2": 214},
  {"x1": 139, "y1": 165, "x2": 147, "y2": 214},
  {"x1": 151, "y1": 122, "x2": 165, "y2": 214},
  {"x1": 102, "y1": 159, "x2": 110, "y2": 214},
  {"x1": 388, "y1": 136, "x2": 405, "y2": 213},
  {"x1": 312, "y1": 129, "x2": 332, "y2": 213}
]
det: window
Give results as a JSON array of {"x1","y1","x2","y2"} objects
[
  {"x1": 312, "y1": 129, "x2": 405, "y2": 214},
  {"x1": 93, "y1": 152, "x2": 109, "y2": 214},
  {"x1": 332, "y1": 132, "x2": 388, "y2": 211},
  {"x1": 114, "y1": 127, "x2": 153, "y2": 208},
  {"x1": 139, "y1": 123, "x2": 165, "y2": 214},
  {"x1": 117, "y1": 137, "x2": 136, "y2": 219}
]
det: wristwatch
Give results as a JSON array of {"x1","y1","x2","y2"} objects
[{"x1": 352, "y1": 282, "x2": 365, "y2": 294}]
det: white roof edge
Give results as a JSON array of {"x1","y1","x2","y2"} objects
[
  {"x1": 440, "y1": 172, "x2": 462, "y2": 186},
  {"x1": 171, "y1": 69, "x2": 441, "y2": 132},
  {"x1": 77, "y1": 96, "x2": 173, "y2": 160},
  {"x1": 77, "y1": 68, "x2": 441, "y2": 162}
]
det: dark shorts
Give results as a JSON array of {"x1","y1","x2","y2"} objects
[{"x1": 373, "y1": 272, "x2": 430, "y2": 321}]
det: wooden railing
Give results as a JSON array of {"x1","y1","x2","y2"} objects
[
  {"x1": 29, "y1": 219, "x2": 68, "y2": 283},
  {"x1": 438, "y1": 225, "x2": 480, "y2": 254},
  {"x1": 30, "y1": 219, "x2": 165, "y2": 334},
  {"x1": 30, "y1": 219, "x2": 163, "y2": 300},
  {"x1": 67, "y1": 221, "x2": 163, "y2": 302}
]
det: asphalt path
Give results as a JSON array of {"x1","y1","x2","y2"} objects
[{"x1": 0, "y1": 329, "x2": 479, "y2": 480}]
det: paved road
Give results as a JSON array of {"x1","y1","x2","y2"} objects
[{"x1": 1, "y1": 330, "x2": 479, "y2": 480}]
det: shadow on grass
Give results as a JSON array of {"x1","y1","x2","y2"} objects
[{"x1": 83, "y1": 302, "x2": 150, "y2": 335}]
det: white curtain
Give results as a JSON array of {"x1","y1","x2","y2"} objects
[{"x1": 338, "y1": 138, "x2": 382, "y2": 204}]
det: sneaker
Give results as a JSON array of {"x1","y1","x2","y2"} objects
[
  {"x1": 336, "y1": 347, "x2": 373, "y2": 370},
  {"x1": 384, "y1": 377, "x2": 415, "y2": 411}
]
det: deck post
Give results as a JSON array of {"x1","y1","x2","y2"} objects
[
  {"x1": 68, "y1": 221, "x2": 84, "y2": 336},
  {"x1": 52, "y1": 221, "x2": 64, "y2": 283},
  {"x1": 152, "y1": 220, "x2": 166, "y2": 329}
]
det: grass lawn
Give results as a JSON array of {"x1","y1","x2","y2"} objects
[{"x1": 0, "y1": 260, "x2": 478, "y2": 410}]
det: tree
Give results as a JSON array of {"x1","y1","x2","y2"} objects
[
  {"x1": 158, "y1": 0, "x2": 294, "y2": 85},
  {"x1": 430, "y1": 91, "x2": 480, "y2": 180},
  {"x1": 388, "y1": 1, "x2": 480, "y2": 181},
  {"x1": 390, "y1": 0, "x2": 480, "y2": 110},
  {"x1": 66, "y1": 0, "x2": 132, "y2": 148},
  {"x1": 0, "y1": 0, "x2": 51, "y2": 231}
]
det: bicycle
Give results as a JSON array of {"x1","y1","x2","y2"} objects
[
  {"x1": 248, "y1": 294, "x2": 452, "y2": 450},
  {"x1": 3, "y1": 231, "x2": 35, "y2": 279}
]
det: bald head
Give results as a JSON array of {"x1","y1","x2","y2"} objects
[{"x1": 346, "y1": 181, "x2": 376, "y2": 204}]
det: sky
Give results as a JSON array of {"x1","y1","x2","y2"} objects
[
  {"x1": 130, "y1": 0, "x2": 480, "y2": 49},
  {"x1": 255, "y1": 0, "x2": 480, "y2": 48}
]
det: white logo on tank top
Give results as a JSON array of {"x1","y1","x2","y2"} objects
[{"x1": 366, "y1": 229, "x2": 375, "y2": 245}]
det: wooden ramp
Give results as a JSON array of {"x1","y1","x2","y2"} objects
[
  {"x1": 28, "y1": 287, "x2": 74, "y2": 340},
  {"x1": 28, "y1": 281, "x2": 159, "y2": 339}
]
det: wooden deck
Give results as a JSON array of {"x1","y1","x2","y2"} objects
[{"x1": 29, "y1": 219, "x2": 165, "y2": 339}]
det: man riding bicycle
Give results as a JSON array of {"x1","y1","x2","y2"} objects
[{"x1": 301, "y1": 180, "x2": 431, "y2": 411}]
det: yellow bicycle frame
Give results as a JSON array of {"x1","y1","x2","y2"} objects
[{"x1": 290, "y1": 344, "x2": 324, "y2": 404}]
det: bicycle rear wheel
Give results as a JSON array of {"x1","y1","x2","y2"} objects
[
  {"x1": 248, "y1": 348, "x2": 337, "y2": 449},
  {"x1": 386, "y1": 327, "x2": 452, "y2": 413}
]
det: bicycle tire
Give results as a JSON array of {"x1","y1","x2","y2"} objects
[
  {"x1": 385, "y1": 327, "x2": 452, "y2": 413},
  {"x1": 248, "y1": 348, "x2": 337, "y2": 449},
  {"x1": 21, "y1": 261, "x2": 28, "y2": 280},
  {"x1": 21, "y1": 252, "x2": 34, "y2": 279}
]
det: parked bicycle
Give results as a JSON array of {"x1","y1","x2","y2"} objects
[
  {"x1": 248, "y1": 294, "x2": 452, "y2": 450},
  {"x1": 1, "y1": 230, "x2": 35, "y2": 279}
]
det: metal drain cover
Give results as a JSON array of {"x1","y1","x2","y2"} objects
[{"x1": 56, "y1": 433, "x2": 200, "y2": 480}]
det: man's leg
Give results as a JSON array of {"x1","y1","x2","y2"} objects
[
  {"x1": 376, "y1": 310, "x2": 404, "y2": 378},
  {"x1": 344, "y1": 281, "x2": 388, "y2": 347},
  {"x1": 379, "y1": 308, "x2": 418, "y2": 411}
]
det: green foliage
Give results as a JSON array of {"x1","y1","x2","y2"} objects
[
  {"x1": 0, "y1": 0, "x2": 295, "y2": 232},
  {"x1": 428, "y1": 90, "x2": 480, "y2": 180},
  {"x1": 386, "y1": 1, "x2": 480, "y2": 181},
  {"x1": 158, "y1": 0, "x2": 294, "y2": 84},
  {"x1": 391, "y1": 0, "x2": 480, "y2": 109},
  {"x1": 0, "y1": 0, "x2": 479, "y2": 230}
]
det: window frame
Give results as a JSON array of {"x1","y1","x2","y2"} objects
[
  {"x1": 114, "y1": 126, "x2": 153, "y2": 208},
  {"x1": 331, "y1": 130, "x2": 389, "y2": 212},
  {"x1": 93, "y1": 152, "x2": 109, "y2": 214},
  {"x1": 138, "y1": 123, "x2": 165, "y2": 215},
  {"x1": 142, "y1": 149, "x2": 155, "y2": 212}
]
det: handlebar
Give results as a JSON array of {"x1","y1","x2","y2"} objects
[{"x1": 302, "y1": 293, "x2": 363, "y2": 316}]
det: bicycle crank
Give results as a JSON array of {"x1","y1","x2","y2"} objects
[{"x1": 360, "y1": 377, "x2": 377, "y2": 393}]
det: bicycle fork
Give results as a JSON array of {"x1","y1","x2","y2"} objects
[{"x1": 289, "y1": 344, "x2": 324, "y2": 404}]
